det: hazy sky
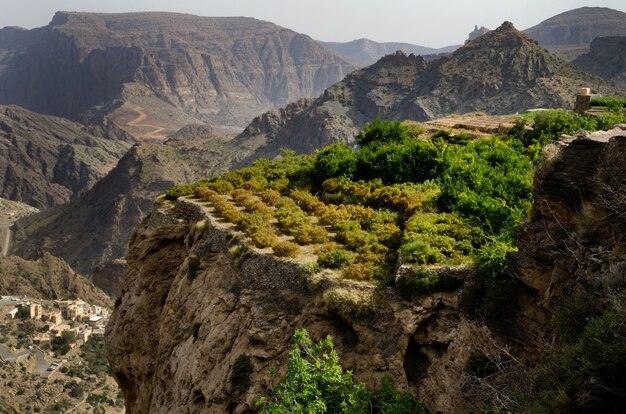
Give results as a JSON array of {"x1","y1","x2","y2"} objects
[{"x1": 1, "y1": 0, "x2": 624, "y2": 47}]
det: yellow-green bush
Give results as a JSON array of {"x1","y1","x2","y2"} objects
[
  {"x1": 231, "y1": 189, "x2": 254, "y2": 204},
  {"x1": 259, "y1": 189, "x2": 282, "y2": 206},
  {"x1": 291, "y1": 224, "x2": 328, "y2": 245},
  {"x1": 244, "y1": 198, "x2": 273, "y2": 219},
  {"x1": 249, "y1": 229, "x2": 277, "y2": 248},
  {"x1": 207, "y1": 180, "x2": 234, "y2": 194},
  {"x1": 318, "y1": 249, "x2": 355, "y2": 269},
  {"x1": 273, "y1": 241, "x2": 300, "y2": 258},
  {"x1": 342, "y1": 262, "x2": 380, "y2": 282}
]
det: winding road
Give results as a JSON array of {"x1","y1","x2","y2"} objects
[{"x1": 125, "y1": 103, "x2": 166, "y2": 138}]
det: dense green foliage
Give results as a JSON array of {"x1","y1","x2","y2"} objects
[
  {"x1": 589, "y1": 96, "x2": 626, "y2": 110},
  {"x1": 530, "y1": 295, "x2": 626, "y2": 413},
  {"x1": 258, "y1": 329, "x2": 424, "y2": 413},
  {"x1": 167, "y1": 111, "x2": 625, "y2": 285}
]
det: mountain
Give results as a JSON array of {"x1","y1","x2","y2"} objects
[
  {"x1": 10, "y1": 133, "x2": 265, "y2": 280},
  {"x1": 573, "y1": 36, "x2": 626, "y2": 88},
  {"x1": 239, "y1": 22, "x2": 618, "y2": 156},
  {"x1": 0, "y1": 253, "x2": 111, "y2": 307},
  {"x1": 0, "y1": 12, "x2": 354, "y2": 138},
  {"x1": 318, "y1": 38, "x2": 459, "y2": 67},
  {"x1": 524, "y1": 7, "x2": 626, "y2": 60},
  {"x1": 0, "y1": 105, "x2": 132, "y2": 209}
]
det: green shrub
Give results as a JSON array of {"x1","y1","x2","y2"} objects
[
  {"x1": 207, "y1": 180, "x2": 234, "y2": 194},
  {"x1": 300, "y1": 262, "x2": 321, "y2": 275},
  {"x1": 249, "y1": 229, "x2": 277, "y2": 248},
  {"x1": 342, "y1": 262, "x2": 381, "y2": 281},
  {"x1": 165, "y1": 184, "x2": 195, "y2": 200},
  {"x1": 400, "y1": 240, "x2": 445, "y2": 265},
  {"x1": 257, "y1": 329, "x2": 370, "y2": 412},
  {"x1": 273, "y1": 241, "x2": 299, "y2": 258},
  {"x1": 290, "y1": 224, "x2": 328, "y2": 245},
  {"x1": 312, "y1": 142, "x2": 358, "y2": 183},
  {"x1": 259, "y1": 189, "x2": 282, "y2": 206},
  {"x1": 396, "y1": 270, "x2": 463, "y2": 298},
  {"x1": 356, "y1": 117, "x2": 410, "y2": 147},
  {"x1": 231, "y1": 189, "x2": 254, "y2": 204},
  {"x1": 477, "y1": 239, "x2": 517, "y2": 278},
  {"x1": 318, "y1": 249, "x2": 354, "y2": 269},
  {"x1": 230, "y1": 354, "x2": 253, "y2": 390}
]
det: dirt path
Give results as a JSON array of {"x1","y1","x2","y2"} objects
[{"x1": 125, "y1": 104, "x2": 166, "y2": 138}]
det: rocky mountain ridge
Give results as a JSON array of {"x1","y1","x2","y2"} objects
[
  {"x1": 0, "y1": 12, "x2": 354, "y2": 137},
  {"x1": 318, "y1": 38, "x2": 459, "y2": 67},
  {"x1": 238, "y1": 22, "x2": 618, "y2": 156},
  {"x1": 524, "y1": 7, "x2": 626, "y2": 60},
  {"x1": 573, "y1": 36, "x2": 626, "y2": 88},
  {"x1": 0, "y1": 105, "x2": 131, "y2": 209}
]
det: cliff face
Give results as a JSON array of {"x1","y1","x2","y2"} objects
[
  {"x1": 512, "y1": 126, "x2": 626, "y2": 304},
  {"x1": 239, "y1": 22, "x2": 618, "y2": 157},
  {"x1": 106, "y1": 126, "x2": 626, "y2": 413},
  {"x1": 0, "y1": 105, "x2": 131, "y2": 209},
  {"x1": 573, "y1": 36, "x2": 626, "y2": 88},
  {"x1": 106, "y1": 199, "x2": 494, "y2": 414},
  {"x1": 0, "y1": 12, "x2": 353, "y2": 136},
  {"x1": 524, "y1": 7, "x2": 626, "y2": 60}
]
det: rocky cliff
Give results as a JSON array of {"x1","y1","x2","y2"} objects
[
  {"x1": 105, "y1": 127, "x2": 626, "y2": 413},
  {"x1": 0, "y1": 105, "x2": 131, "y2": 209},
  {"x1": 0, "y1": 12, "x2": 353, "y2": 137},
  {"x1": 524, "y1": 7, "x2": 626, "y2": 60},
  {"x1": 10, "y1": 133, "x2": 265, "y2": 281},
  {"x1": 573, "y1": 36, "x2": 626, "y2": 88},
  {"x1": 239, "y1": 22, "x2": 618, "y2": 157},
  {"x1": 106, "y1": 198, "x2": 496, "y2": 413}
]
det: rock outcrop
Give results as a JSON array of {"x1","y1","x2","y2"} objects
[
  {"x1": 0, "y1": 12, "x2": 353, "y2": 137},
  {"x1": 0, "y1": 105, "x2": 132, "y2": 209},
  {"x1": 524, "y1": 7, "x2": 626, "y2": 60},
  {"x1": 512, "y1": 125, "x2": 626, "y2": 304},
  {"x1": 239, "y1": 22, "x2": 619, "y2": 157},
  {"x1": 573, "y1": 36, "x2": 626, "y2": 88},
  {"x1": 106, "y1": 198, "x2": 494, "y2": 413}
]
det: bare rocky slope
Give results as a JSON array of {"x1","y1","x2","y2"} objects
[
  {"x1": 10, "y1": 133, "x2": 266, "y2": 284},
  {"x1": 238, "y1": 22, "x2": 619, "y2": 156},
  {"x1": 573, "y1": 36, "x2": 626, "y2": 88},
  {"x1": 0, "y1": 12, "x2": 353, "y2": 137},
  {"x1": 0, "y1": 105, "x2": 131, "y2": 209},
  {"x1": 0, "y1": 252, "x2": 110, "y2": 307},
  {"x1": 524, "y1": 7, "x2": 626, "y2": 60},
  {"x1": 106, "y1": 126, "x2": 626, "y2": 413}
]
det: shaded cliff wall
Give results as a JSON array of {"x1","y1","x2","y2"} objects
[{"x1": 106, "y1": 199, "x2": 493, "y2": 414}]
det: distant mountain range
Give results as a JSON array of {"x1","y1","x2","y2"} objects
[
  {"x1": 238, "y1": 21, "x2": 618, "y2": 156},
  {"x1": 318, "y1": 38, "x2": 459, "y2": 67},
  {"x1": 573, "y1": 36, "x2": 626, "y2": 88},
  {"x1": 0, "y1": 12, "x2": 354, "y2": 138},
  {"x1": 525, "y1": 6, "x2": 626, "y2": 60}
]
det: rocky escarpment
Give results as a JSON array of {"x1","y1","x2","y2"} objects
[
  {"x1": 10, "y1": 133, "x2": 265, "y2": 283},
  {"x1": 524, "y1": 7, "x2": 626, "y2": 60},
  {"x1": 0, "y1": 12, "x2": 353, "y2": 135},
  {"x1": 0, "y1": 105, "x2": 131, "y2": 209},
  {"x1": 573, "y1": 36, "x2": 626, "y2": 88},
  {"x1": 239, "y1": 22, "x2": 619, "y2": 157},
  {"x1": 106, "y1": 198, "x2": 497, "y2": 414},
  {"x1": 512, "y1": 125, "x2": 626, "y2": 304}
]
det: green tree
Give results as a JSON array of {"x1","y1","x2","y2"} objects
[
  {"x1": 355, "y1": 118, "x2": 410, "y2": 147},
  {"x1": 258, "y1": 329, "x2": 370, "y2": 413}
]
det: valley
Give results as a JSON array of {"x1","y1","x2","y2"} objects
[{"x1": 0, "y1": 4, "x2": 625, "y2": 414}]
